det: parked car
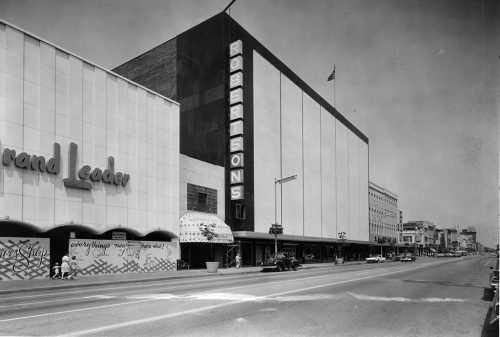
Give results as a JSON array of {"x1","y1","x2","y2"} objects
[
  {"x1": 401, "y1": 253, "x2": 417, "y2": 262},
  {"x1": 489, "y1": 289, "x2": 499, "y2": 325},
  {"x1": 366, "y1": 255, "x2": 386, "y2": 263},
  {"x1": 490, "y1": 260, "x2": 499, "y2": 292},
  {"x1": 261, "y1": 252, "x2": 300, "y2": 272}
]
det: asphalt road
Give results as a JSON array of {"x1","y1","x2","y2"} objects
[{"x1": 0, "y1": 256, "x2": 497, "y2": 337}]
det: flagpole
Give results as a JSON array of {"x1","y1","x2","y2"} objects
[
  {"x1": 333, "y1": 65, "x2": 336, "y2": 108},
  {"x1": 333, "y1": 71, "x2": 336, "y2": 108},
  {"x1": 327, "y1": 65, "x2": 336, "y2": 108}
]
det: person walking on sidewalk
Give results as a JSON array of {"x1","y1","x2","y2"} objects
[
  {"x1": 235, "y1": 253, "x2": 241, "y2": 269},
  {"x1": 68, "y1": 256, "x2": 80, "y2": 280},
  {"x1": 61, "y1": 256, "x2": 70, "y2": 280},
  {"x1": 51, "y1": 263, "x2": 60, "y2": 279}
]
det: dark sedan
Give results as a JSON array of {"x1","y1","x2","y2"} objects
[{"x1": 261, "y1": 252, "x2": 300, "y2": 272}]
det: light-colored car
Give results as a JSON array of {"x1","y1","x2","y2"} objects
[
  {"x1": 490, "y1": 260, "x2": 499, "y2": 292},
  {"x1": 366, "y1": 255, "x2": 386, "y2": 263},
  {"x1": 401, "y1": 253, "x2": 417, "y2": 262}
]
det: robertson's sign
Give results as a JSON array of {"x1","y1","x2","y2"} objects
[
  {"x1": 2, "y1": 142, "x2": 129, "y2": 190},
  {"x1": 229, "y1": 40, "x2": 244, "y2": 200}
]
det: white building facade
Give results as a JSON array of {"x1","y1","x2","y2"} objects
[{"x1": 0, "y1": 21, "x2": 182, "y2": 280}]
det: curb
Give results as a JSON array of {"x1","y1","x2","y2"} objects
[
  {"x1": 0, "y1": 268, "x2": 262, "y2": 296},
  {"x1": 0, "y1": 261, "x2": 364, "y2": 296}
]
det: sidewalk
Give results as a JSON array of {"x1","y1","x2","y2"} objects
[{"x1": 0, "y1": 261, "x2": 364, "y2": 295}]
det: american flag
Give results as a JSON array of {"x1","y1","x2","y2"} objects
[{"x1": 327, "y1": 66, "x2": 336, "y2": 81}]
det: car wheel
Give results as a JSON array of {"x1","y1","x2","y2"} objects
[
  {"x1": 292, "y1": 264, "x2": 297, "y2": 271},
  {"x1": 276, "y1": 264, "x2": 283, "y2": 272}
]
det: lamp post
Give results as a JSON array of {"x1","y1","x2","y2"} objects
[
  {"x1": 414, "y1": 227, "x2": 422, "y2": 256},
  {"x1": 271, "y1": 174, "x2": 297, "y2": 253}
]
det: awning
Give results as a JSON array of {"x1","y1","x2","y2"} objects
[{"x1": 179, "y1": 212, "x2": 234, "y2": 243}]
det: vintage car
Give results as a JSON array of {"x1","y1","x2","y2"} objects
[
  {"x1": 365, "y1": 255, "x2": 386, "y2": 263},
  {"x1": 490, "y1": 260, "x2": 499, "y2": 292},
  {"x1": 261, "y1": 252, "x2": 300, "y2": 272},
  {"x1": 489, "y1": 289, "x2": 499, "y2": 325},
  {"x1": 400, "y1": 253, "x2": 417, "y2": 262}
]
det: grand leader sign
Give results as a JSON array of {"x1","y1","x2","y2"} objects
[{"x1": 2, "y1": 142, "x2": 130, "y2": 190}]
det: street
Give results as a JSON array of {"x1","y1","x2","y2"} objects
[{"x1": 0, "y1": 256, "x2": 497, "y2": 337}]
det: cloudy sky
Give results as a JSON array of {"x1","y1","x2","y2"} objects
[{"x1": 0, "y1": 0, "x2": 498, "y2": 247}]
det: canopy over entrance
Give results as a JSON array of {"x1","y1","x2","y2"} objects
[{"x1": 179, "y1": 212, "x2": 234, "y2": 243}]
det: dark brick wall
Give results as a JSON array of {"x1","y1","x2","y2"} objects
[
  {"x1": 113, "y1": 39, "x2": 177, "y2": 101},
  {"x1": 176, "y1": 14, "x2": 226, "y2": 166},
  {"x1": 187, "y1": 183, "x2": 218, "y2": 214}
]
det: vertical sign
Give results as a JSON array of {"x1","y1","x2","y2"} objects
[{"x1": 229, "y1": 40, "x2": 244, "y2": 200}]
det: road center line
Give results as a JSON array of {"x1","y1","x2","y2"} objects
[
  {"x1": 58, "y1": 262, "x2": 444, "y2": 337},
  {"x1": 0, "y1": 299, "x2": 153, "y2": 323},
  {"x1": 0, "y1": 259, "x2": 450, "y2": 329},
  {"x1": 0, "y1": 268, "x2": 358, "y2": 308}
]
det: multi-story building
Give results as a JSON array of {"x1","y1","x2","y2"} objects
[
  {"x1": 460, "y1": 227, "x2": 477, "y2": 252},
  {"x1": 114, "y1": 12, "x2": 370, "y2": 265},
  {"x1": 402, "y1": 221, "x2": 437, "y2": 255},
  {"x1": 0, "y1": 19, "x2": 197, "y2": 280},
  {"x1": 400, "y1": 227, "x2": 423, "y2": 254},
  {"x1": 446, "y1": 228, "x2": 460, "y2": 250},
  {"x1": 368, "y1": 182, "x2": 398, "y2": 243}
]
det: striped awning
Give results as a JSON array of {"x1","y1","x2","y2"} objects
[{"x1": 179, "y1": 212, "x2": 234, "y2": 243}]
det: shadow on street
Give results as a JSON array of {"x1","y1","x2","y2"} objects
[
  {"x1": 402, "y1": 279, "x2": 485, "y2": 290},
  {"x1": 480, "y1": 306, "x2": 498, "y2": 337}
]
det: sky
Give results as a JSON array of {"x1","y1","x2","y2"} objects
[{"x1": 0, "y1": 0, "x2": 498, "y2": 248}]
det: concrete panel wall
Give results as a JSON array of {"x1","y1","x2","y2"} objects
[
  {"x1": 180, "y1": 154, "x2": 225, "y2": 220},
  {"x1": 302, "y1": 92, "x2": 321, "y2": 237},
  {"x1": 0, "y1": 23, "x2": 180, "y2": 236},
  {"x1": 253, "y1": 52, "x2": 281, "y2": 233},
  {"x1": 335, "y1": 121, "x2": 349, "y2": 237},
  {"x1": 348, "y1": 132, "x2": 360, "y2": 240},
  {"x1": 359, "y1": 141, "x2": 369, "y2": 241},
  {"x1": 280, "y1": 74, "x2": 303, "y2": 236},
  {"x1": 252, "y1": 50, "x2": 368, "y2": 241},
  {"x1": 321, "y1": 107, "x2": 336, "y2": 238}
]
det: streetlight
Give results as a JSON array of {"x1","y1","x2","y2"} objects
[
  {"x1": 270, "y1": 174, "x2": 297, "y2": 253},
  {"x1": 414, "y1": 227, "x2": 422, "y2": 256}
]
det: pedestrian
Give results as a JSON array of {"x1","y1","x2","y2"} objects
[
  {"x1": 61, "y1": 255, "x2": 70, "y2": 280},
  {"x1": 68, "y1": 256, "x2": 80, "y2": 280},
  {"x1": 51, "y1": 262, "x2": 60, "y2": 279},
  {"x1": 235, "y1": 253, "x2": 241, "y2": 269}
]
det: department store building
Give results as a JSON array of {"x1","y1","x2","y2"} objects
[
  {"x1": 0, "y1": 20, "x2": 230, "y2": 280},
  {"x1": 1, "y1": 12, "x2": 374, "y2": 280},
  {"x1": 114, "y1": 12, "x2": 370, "y2": 266}
]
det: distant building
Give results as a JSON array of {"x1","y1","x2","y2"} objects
[
  {"x1": 368, "y1": 182, "x2": 398, "y2": 243},
  {"x1": 402, "y1": 221, "x2": 437, "y2": 255},
  {"x1": 460, "y1": 228, "x2": 477, "y2": 252}
]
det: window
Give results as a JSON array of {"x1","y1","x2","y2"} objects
[
  {"x1": 198, "y1": 192, "x2": 207, "y2": 206},
  {"x1": 235, "y1": 204, "x2": 246, "y2": 219}
]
